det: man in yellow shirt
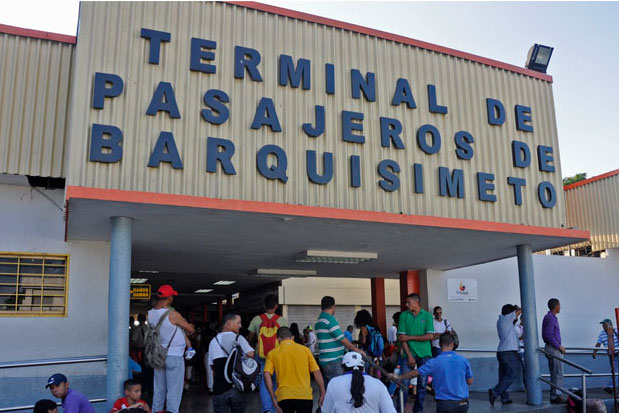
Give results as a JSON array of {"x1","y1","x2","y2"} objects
[{"x1": 264, "y1": 327, "x2": 326, "y2": 413}]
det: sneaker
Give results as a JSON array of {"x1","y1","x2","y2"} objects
[
  {"x1": 185, "y1": 347, "x2": 196, "y2": 360},
  {"x1": 502, "y1": 399, "x2": 513, "y2": 405},
  {"x1": 488, "y1": 389, "x2": 496, "y2": 406},
  {"x1": 550, "y1": 396, "x2": 566, "y2": 404}
]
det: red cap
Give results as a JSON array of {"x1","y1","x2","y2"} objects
[{"x1": 157, "y1": 284, "x2": 178, "y2": 298}]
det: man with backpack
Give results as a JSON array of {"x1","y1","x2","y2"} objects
[
  {"x1": 208, "y1": 312, "x2": 256, "y2": 413},
  {"x1": 247, "y1": 294, "x2": 288, "y2": 413},
  {"x1": 146, "y1": 285, "x2": 195, "y2": 413},
  {"x1": 432, "y1": 306, "x2": 457, "y2": 358}
]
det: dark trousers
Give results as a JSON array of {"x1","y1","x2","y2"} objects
[
  {"x1": 212, "y1": 388, "x2": 246, "y2": 413},
  {"x1": 492, "y1": 351, "x2": 520, "y2": 402},
  {"x1": 413, "y1": 356, "x2": 431, "y2": 413},
  {"x1": 436, "y1": 399, "x2": 469, "y2": 413},
  {"x1": 432, "y1": 347, "x2": 442, "y2": 358},
  {"x1": 278, "y1": 399, "x2": 313, "y2": 413}
]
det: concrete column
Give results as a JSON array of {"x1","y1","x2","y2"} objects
[
  {"x1": 106, "y1": 216, "x2": 133, "y2": 411},
  {"x1": 399, "y1": 270, "x2": 420, "y2": 310},
  {"x1": 217, "y1": 298, "x2": 223, "y2": 323},
  {"x1": 281, "y1": 304, "x2": 289, "y2": 320},
  {"x1": 371, "y1": 277, "x2": 387, "y2": 336},
  {"x1": 517, "y1": 244, "x2": 542, "y2": 406}
]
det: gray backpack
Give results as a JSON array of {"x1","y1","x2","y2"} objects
[{"x1": 144, "y1": 309, "x2": 178, "y2": 369}]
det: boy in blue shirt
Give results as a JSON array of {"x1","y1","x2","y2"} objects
[{"x1": 392, "y1": 333, "x2": 473, "y2": 412}]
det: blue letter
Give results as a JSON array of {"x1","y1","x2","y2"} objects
[
  {"x1": 89, "y1": 124, "x2": 122, "y2": 163},
  {"x1": 428, "y1": 84, "x2": 448, "y2": 114},
  {"x1": 234, "y1": 46, "x2": 263, "y2": 81},
  {"x1": 251, "y1": 98, "x2": 282, "y2": 132},
  {"x1": 140, "y1": 28, "x2": 170, "y2": 65},
  {"x1": 413, "y1": 163, "x2": 424, "y2": 194},
  {"x1": 342, "y1": 111, "x2": 365, "y2": 144},
  {"x1": 350, "y1": 155, "x2": 361, "y2": 188},
  {"x1": 279, "y1": 55, "x2": 310, "y2": 90},
  {"x1": 486, "y1": 98, "x2": 505, "y2": 125},
  {"x1": 380, "y1": 117, "x2": 405, "y2": 149},
  {"x1": 454, "y1": 131, "x2": 474, "y2": 160},
  {"x1": 537, "y1": 145, "x2": 555, "y2": 172},
  {"x1": 538, "y1": 181, "x2": 556, "y2": 208},
  {"x1": 439, "y1": 167, "x2": 464, "y2": 198},
  {"x1": 325, "y1": 63, "x2": 335, "y2": 95},
  {"x1": 515, "y1": 105, "x2": 533, "y2": 132},
  {"x1": 146, "y1": 82, "x2": 181, "y2": 118},
  {"x1": 392, "y1": 78, "x2": 416, "y2": 109},
  {"x1": 190, "y1": 38, "x2": 216, "y2": 74},
  {"x1": 306, "y1": 150, "x2": 333, "y2": 185},
  {"x1": 92, "y1": 72, "x2": 124, "y2": 109},
  {"x1": 206, "y1": 137, "x2": 236, "y2": 175},
  {"x1": 378, "y1": 160, "x2": 400, "y2": 192},
  {"x1": 512, "y1": 141, "x2": 531, "y2": 168},
  {"x1": 507, "y1": 177, "x2": 526, "y2": 206},
  {"x1": 148, "y1": 131, "x2": 183, "y2": 169},
  {"x1": 257, "y1": 145, "x2": 288, "y2": 183},
  {"x1": 303, "y1": 105, "x2": 325, "y2": 137},
  {"x1": 202, "y1": 89, "x2": 229, "y2": 125},
  {"x1": 477, "y1": 172, "x2": 496, "y2": 202},
  {"x1": 417, "y1": 124, "x2": 441, "y2": 154},
  {"x1": 351, "y1": 69, "x2": 376, "y2": 102}
]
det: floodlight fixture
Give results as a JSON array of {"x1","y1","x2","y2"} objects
[
  {"x1": 249, "y1": 269, "x2": 317, "y2": 279},
  {"x1": 294, "y1": 250, "x2": 378, "y2": 264},
  {"x1": 130, "y1": 278, "x2": 148, "y2": 283},
  {"x1": 194, "y1": 289, "x2": 214, "y2": 293},
  {"x1": 214, "y1": 280, "x2": 236, "y2": 285},
  {"x1": 526, "y1": 44, "x2": 554, "y2": 73}
]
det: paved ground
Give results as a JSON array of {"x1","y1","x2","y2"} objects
[{"x1": 173, "y1": 383, "x2": 613, "y2": 412}]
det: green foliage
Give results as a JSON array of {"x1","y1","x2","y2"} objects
[{"x1": 563, "y1": 173, "x2": 587, "y2": 186}]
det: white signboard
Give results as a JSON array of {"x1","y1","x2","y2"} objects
[{"x1": 447, "y1": 279, "x2": 478, "y2": 302}]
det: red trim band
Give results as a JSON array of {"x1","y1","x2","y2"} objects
[
  {"x1": 66, "y1": 186, "x2": 588, "y2": 240},
  {"x1": 226, "y1": 1, "x2": 552, "y2": 83},
  {"x1": 564, "y1": 169, "x2": 619, "y2": 191},
  {"x1": 0, "y1": 23, "x2": 76, "y2": 44}
]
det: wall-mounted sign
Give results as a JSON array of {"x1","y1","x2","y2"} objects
[
  {"x1": 130, "y1": 284, "x2": 151, "y2": 301},
  {"x1": 447, "y1": 279, "x2": 478, "y2": 302}
]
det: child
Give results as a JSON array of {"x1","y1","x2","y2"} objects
[{"x1": 110, "y1": 379, "x2": 150, "y2": 412}]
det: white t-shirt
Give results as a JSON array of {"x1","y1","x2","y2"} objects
[
  {"x1": 387, "y1": 325, "x2": 398, "y2": 344},
  {"x1": 207, "y1": 331, "x2": 254, "y2": 365},
  {"x1": 147, "y1": 308, "x2": 186, "y2": 357},
  {"x1": 322, "y1": 373, "x2": 396, "y2": 413},
  {"x1": 432, "y1": 319, "x2": 452, "y2": 348},
  {"x1": 306, "y1": 331, "x2": 317, "y2": 353}
]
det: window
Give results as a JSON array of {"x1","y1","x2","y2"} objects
[{"x1": 0, "y1": 253, "x2": 69, "y2": 317}]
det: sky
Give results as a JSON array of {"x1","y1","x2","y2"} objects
[{"x1": 1, "y1": 1, "x2": 617, "y2": 179}]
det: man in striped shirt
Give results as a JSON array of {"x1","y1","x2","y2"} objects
[
  {"x1": 315, "y1": 296, "x2": 365, "y2": 385},
  {"x1": 592, "y1": 318, "x2": 619, "y2": 393}
]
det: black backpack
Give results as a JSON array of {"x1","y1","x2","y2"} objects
[{"x1": 215, "y1": 334, "x2": 260, "y2": 393}]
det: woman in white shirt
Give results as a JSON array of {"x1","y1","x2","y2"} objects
[{"x1": 322, "y1": 352, "x2": 396, "y2": 413}]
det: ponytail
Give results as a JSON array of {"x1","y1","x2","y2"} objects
[{"x1": 350, "y1": 367, "x2": 366, "y2": 408}]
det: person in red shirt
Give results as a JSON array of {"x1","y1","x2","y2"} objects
[{"x1": 110, "y1": 379, "x2": 150, "y2": 412}]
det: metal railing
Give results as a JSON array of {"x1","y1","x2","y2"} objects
[
  {"x1": 0, "y1": 355, "x2": 107, "y2": 412},
  {"x1": 539, "y1": 347, "x2": 594, "y2": 413}
]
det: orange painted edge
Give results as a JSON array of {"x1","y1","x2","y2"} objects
[
  {"x1": 226, "y1": 1, "x2": 553, "y2": 83},
  {"x1": 66, "y1": 186, "x2": 589, "y2": 241},
  {"x1": 0, "y1": 23, "x2": 76, "y2": 44},
  {"x1": 564, "y1": 169, "x2": 619, "y2": 191}
]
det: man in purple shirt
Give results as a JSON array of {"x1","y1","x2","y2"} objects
[
  {"x1": 46, "y1": 373, "x2": 95, "y2": 413},
  {"x1": 541, "y1": 298, "x2": 566, "y2": 404}
]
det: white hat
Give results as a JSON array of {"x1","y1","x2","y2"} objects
[{"x1": 342, "y1": 352, "x2": 364, "y2": 369}]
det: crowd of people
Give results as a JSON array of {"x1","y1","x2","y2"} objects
[{"x1": 32, "y1": 286, "x2": 618, "y2": 413}]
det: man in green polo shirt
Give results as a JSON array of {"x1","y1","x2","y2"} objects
[
  {"x1": 315, "y1": 296, "x2": 365, "y2": 386},
  {"x1": 398, "y1": 293, "x2": 434, "y2": 413}
]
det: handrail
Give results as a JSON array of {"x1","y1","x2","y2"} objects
[
  {"x1": 458, "y1": 347, "x2": 610, "y2": 354},
  {"x1": 539, "y1": 377, "x2": 582, "y2": 401},
  {"x1": 538, "y1": 348, "x2": 593, "y2": 374},
  {"x1": 0, "y1": 398, "x2": 105, "y2": 412},
  {"x1": 542, "y1": 373, "x2": 616, "y2": 378},
  {"x1": 0, "y1": 355, "x2": 107, "y2": 369}
]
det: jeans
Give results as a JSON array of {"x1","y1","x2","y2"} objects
[
  {"x1": 257, "y1": 356, "x2": 276, "y2": 412},
  {"x1": 544, "y1": 344, "x2": 564, "y2": 399},
  {"x1": 152, "y1": 355, "x2": 185, "y2": 413},
  {"x1": 397, "y1": 354, "x2": 429, "y2": 412},
  {"x1": 492, "y1": 351, "x2": 519, "y2": 403},
  {"x1": 436, "y1": 399, "x2": 469, "y2": 412},
  {"x1": 212, "y1": 387, "x2": 246, "y2": 413},
  {"x1": 321, "y1": 360, "x2": 344, "y2": 387},
  {"x1": 278, "y1": 399, "x2": 313, "y2": 413}
]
